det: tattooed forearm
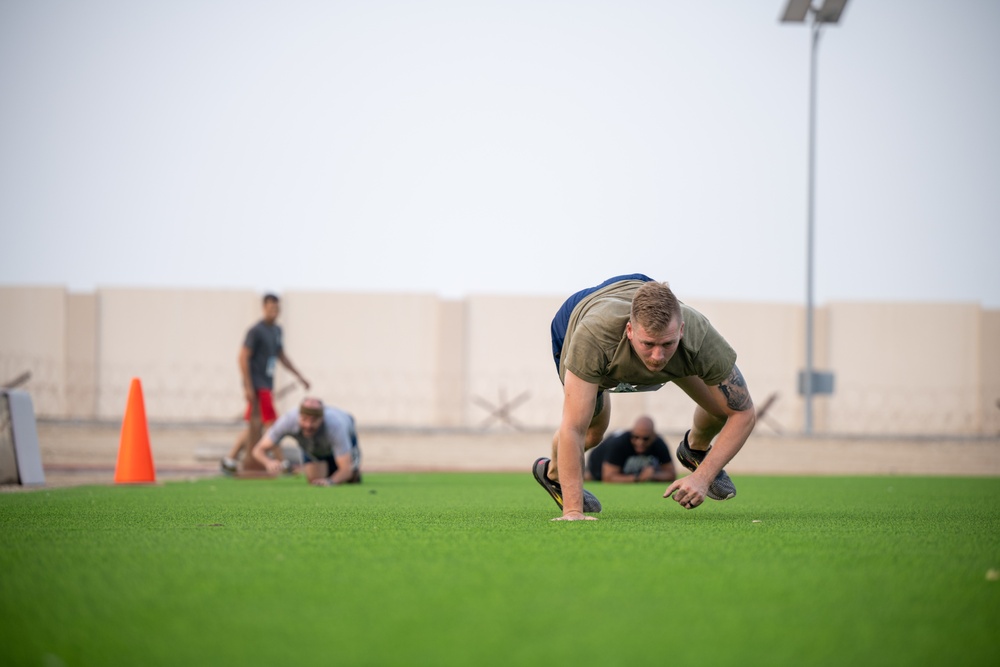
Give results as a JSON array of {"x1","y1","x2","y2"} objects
[{"x1": 718, "y1": 365, "x2": 752, "y2": 412}]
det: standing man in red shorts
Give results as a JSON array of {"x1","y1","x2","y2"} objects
[{"x1": 221, "y1": 293, "x2": 310, "y2": 473}]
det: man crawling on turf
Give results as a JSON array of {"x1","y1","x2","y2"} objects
[
  {"x1": 252, "y1": 397, "x2": 362, "y2": 486},
  {"x1": 535, "y1": 275, "x2": 756, "y2": 520}
]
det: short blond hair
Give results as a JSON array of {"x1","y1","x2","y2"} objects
[{"x1": 630, "y1": 281, "x2": 681, "y2": 333}]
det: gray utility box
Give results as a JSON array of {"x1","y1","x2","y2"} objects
[{"x1": 798, "y1": 370, "x2": 835, "y2": 396}]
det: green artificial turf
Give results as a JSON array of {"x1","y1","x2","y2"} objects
[{"x1": 1, "y1": 474, "x2": 998, "y2": 666}]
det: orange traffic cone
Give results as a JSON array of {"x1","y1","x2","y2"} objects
[{"x1": 114, "y1": 378, "x2": 157, "y2": 484}]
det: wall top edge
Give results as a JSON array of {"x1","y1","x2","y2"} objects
[{"x1": 0, "y1": 283, "x2": 996, "y2": 312}]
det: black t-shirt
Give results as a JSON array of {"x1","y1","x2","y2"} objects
[
  {"x1": 244, "y1": 320, "x2": 283, "y2": 390},
  {"x1": 586, "y1": 430, "x2": 672, "y2": 481}
]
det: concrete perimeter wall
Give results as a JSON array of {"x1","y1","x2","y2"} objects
[{"x1": 1, "y1": 285, "x2": 998, "y2": 436}]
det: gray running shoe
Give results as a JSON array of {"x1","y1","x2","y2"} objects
[
  {"x1": 675, "y1": 431, "x2": 737, "y2": 501},
  {"x1": 532, "y1": 457, "x2": 602, "y2": 513},
  {"x1": 220, "y1": 457, "x2": 238, "y2": 474}
]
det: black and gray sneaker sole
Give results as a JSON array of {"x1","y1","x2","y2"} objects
[
  {"x1": 676, "y1": 434, "x2": 737, "y2": 501},
  {"x1": 532, "y1": 457, "x2": 603, "y2": 513}
]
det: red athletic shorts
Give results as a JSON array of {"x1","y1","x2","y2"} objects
[{"x1": 244, "y1": 389, "x2": 277, "y2": 422}]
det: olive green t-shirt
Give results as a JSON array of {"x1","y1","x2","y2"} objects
[{"x1": 558, "y1": 279, "x2": 737, "y2": 392}]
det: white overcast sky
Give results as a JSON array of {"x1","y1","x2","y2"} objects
[{"x1": 1, "y1": 0, "x2": 998, "y2": 306}]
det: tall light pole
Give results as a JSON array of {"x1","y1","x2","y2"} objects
[{"x1": 781, "y1": 0, "x2": 848, "y2": 434}]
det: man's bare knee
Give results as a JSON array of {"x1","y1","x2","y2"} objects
[{"x1": 584, "y1": 428, "x2": 607, "y2": 451}]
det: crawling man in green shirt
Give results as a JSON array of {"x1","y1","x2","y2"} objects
[{"x1": 534, "y1": 274, "x2": 756, "y2": 521}]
